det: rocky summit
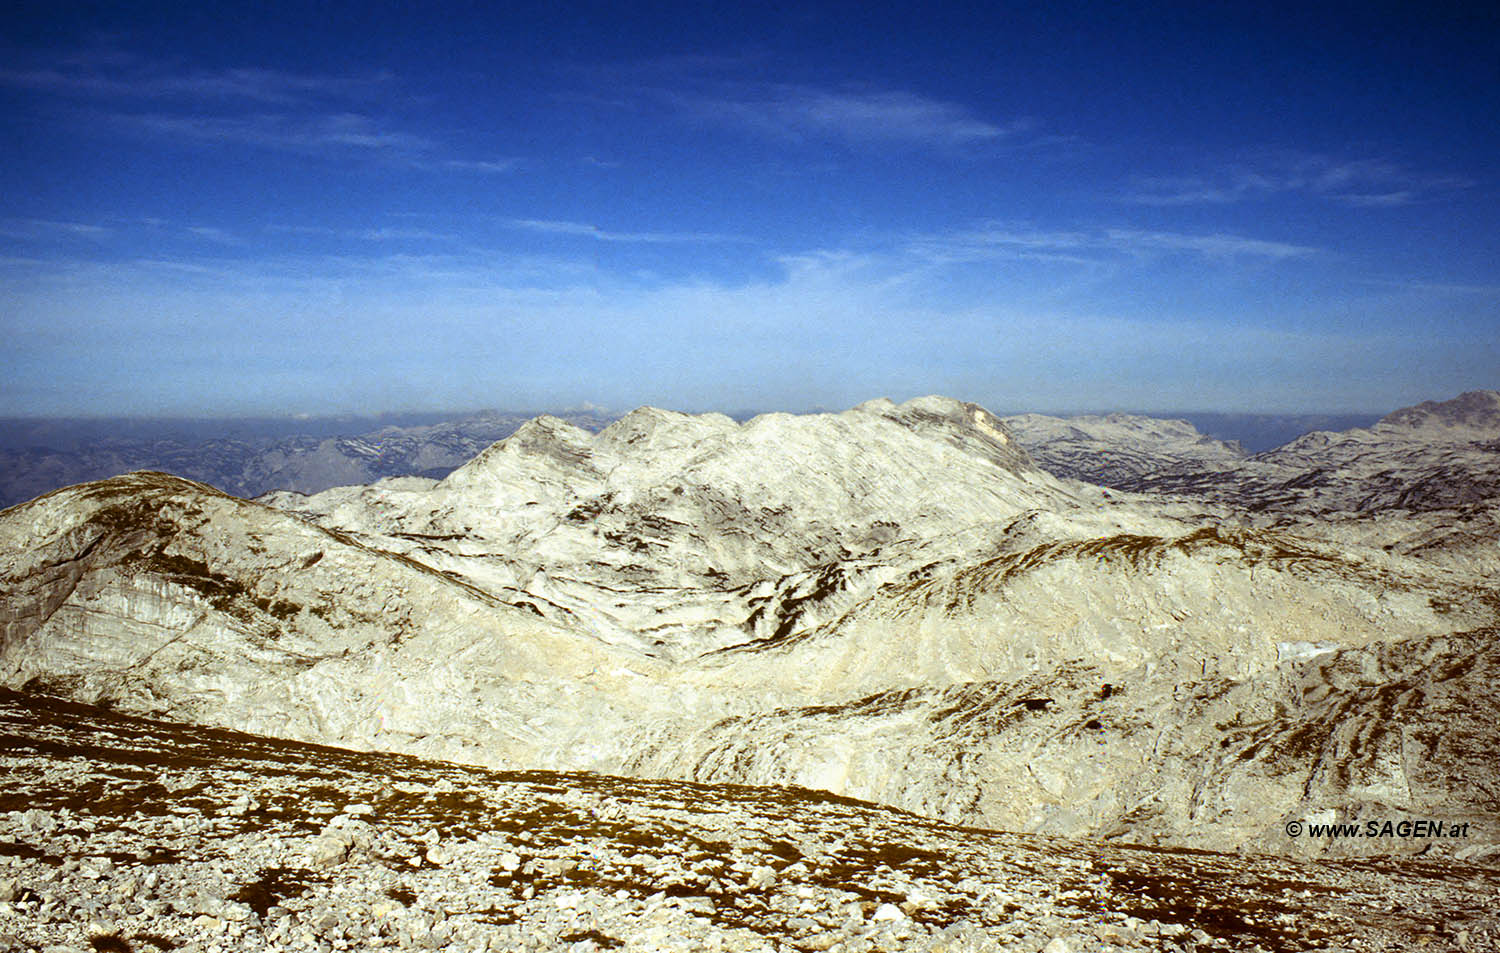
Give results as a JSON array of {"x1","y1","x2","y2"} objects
[{"x1": 1, "y1": 392, "x2": 1499, "y2": 951}]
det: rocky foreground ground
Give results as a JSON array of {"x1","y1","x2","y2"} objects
[{"x1": 1, "y1": 690, "x2": 1495, "y2": 953}]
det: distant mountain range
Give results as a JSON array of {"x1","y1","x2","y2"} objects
[
  {"x1": 1008, "y1": 390, "x2": 1500, "y2": 514},
  {"x1": 0, "y1": 406, "x2": 1385, "y2": 510},
  {"x1": 0, "y1": 409, "x2": 615, "y2": 509}
]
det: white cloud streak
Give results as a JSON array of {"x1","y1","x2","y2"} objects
[
  {"x1": 112, "y1": 112, "x2": 434, "y2": 155},
  {"x1": 351, "y1": 228, "x2": 454, "y2": 242},
  {"x1": 8, "y1": 241, "x2": 1486, "y2": 417},
  {"x1": 692, "y1": 85, "x2": 1024, "y2": 145},
  {"x1": 439, "y1": 158, "x2": 522, "y2": 174},
  {"x1": 1125, "y1": 154, "x2": 1472, "y2": 207},
  {"x1": 184, "y1": 226, "x2": 239, "y2": 244},
  {"x1": 507, "y1": 219, "x2": 747, "y2": 244},
  {"x1": 265, "y1": 224, "x2": 457, "y2": 242},
  {"x1": 1102, "y1": 229, "x2": 1317, "y2": 260},
  {"x1": 0, "y1": 60, "x2": 393, "y2": 104},
  {"x1": 907, "y1": 223, "x2": 1318, "y2": 263},
  {"x1": 0, "y1": 219, "x2": 112, "y2": 240},
  {"x1": 594, "y1": 58, "x2": 1043, "y2": 150},
  {"x1": 6, "y1": 47, "x2": 510, "y2": 169}
]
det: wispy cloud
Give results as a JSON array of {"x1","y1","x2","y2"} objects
[
  {"x1": 5, "y1": 46, "x2": 501, "y2": 169},
  {"x1": 0, "y1": 58, "x2": 393, "y2": 104},
  {"x1": 1125, "y1": 154, "x2": 1472, "y2": 207},
  {"x1": 1103, "y1": 228, "x2": 1317, "y2": 260},
  {"x1": 438, "y1": 158, "x2": 522, "y2": 174},
  {"x1": 907, "y1": 223, "x2": 1318, "y2": 264},
  {"x1": 4, "y1": 217, "x2": 257, "y2": 246},
  {"x1": 128, "y1": 258, "x2": 225, "y2": 275},
  {"x1": 692, "y1": 85, "x2": 1025, "y2": 146},
  {"x1": 12, "y1": 237, "x2": 1482, "y2": 418},
  {"x1": 266, "y1": 224, "x2": 455, "y2": 242},
  {"x1": 351, "y1": 227, "x2": 453, "y2": 242},
  {"x1": 1361, "y1": 277, "x2": 1500, "y2": 296},
  {"x1": 112, "y1": 112, "x2": 433, "y2": 155},
  {"x1": 591, "y1": 58, "x2": 1047, "y2": 151},
  {"x1": 184, "y1": 225, "x2": 239, "y2": 244},
  {"x1": 507, "y1": 218, "x2": 746, "y2": 244},
  {"x1": 0, "y1": 218, "x2": 112, "y2": 240}
]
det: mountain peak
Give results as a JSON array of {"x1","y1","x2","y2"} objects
[
  {"x1": 1379, "y1": 390, "x2": 1500, "y2": 434},
  {"x1": 854, "y1": 396, "x2": 1033, "y2": 472}
]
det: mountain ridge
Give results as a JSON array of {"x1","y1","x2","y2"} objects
[{"x1": 3, "y1": 392, "x2": 1498, "y2": 862}]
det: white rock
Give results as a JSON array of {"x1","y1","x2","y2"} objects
[{"x1": 872, "y1": 903, "x2": 906, "y2": 922}]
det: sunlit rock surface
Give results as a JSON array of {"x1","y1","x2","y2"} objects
[{"x1": 2, "y1": 394, "x2": 1499, "y2": 863}]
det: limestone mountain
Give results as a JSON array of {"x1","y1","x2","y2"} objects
[
  {"x1": 1, "y1": 394, "x2": 1498, "y2": 864},
  {"x1": 998, "y1": 413, "x2": 1248, "y2": 488},
  {"x1": 1378, "y1": 389, "x2": 1500, "y2": 434},
  {"x1": 1011, "y1": 390, "x2": 1500, "y2": 515}
]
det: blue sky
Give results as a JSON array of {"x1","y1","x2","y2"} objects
[{"x1": 2, "y1": 0, "x2": 1496, "y2": 416}]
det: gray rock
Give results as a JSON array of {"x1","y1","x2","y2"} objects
[{"x1": 305, "y1": 836, "x2": 349, "y2": 867}]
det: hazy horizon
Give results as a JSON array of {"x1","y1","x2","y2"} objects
[
  {"x1": 3, "y1": 2, "x2": 1496, "y2": 417},
  {"x1": 0, "y1": 401, "x2": 1395, "y2": 458},
  {"x1": 0, "y1": 400, "x2": 1399, "y2": 425}
]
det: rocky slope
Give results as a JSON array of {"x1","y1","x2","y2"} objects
[
  {"x1": 3, "y1": 394, "x2": 1499, "y2": 864},
  {"x1": 998, "y1": 414, "x2": 1249, "y2": 488},
  {"x1": 4, "y1": 689, "x2": 1495, "y2": 953},
  {"x1": 1011, "y1": 391, "x2": 1500, "y2": 516}
]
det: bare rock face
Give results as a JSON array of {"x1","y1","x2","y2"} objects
[
  {"x1": 2, "y1": 395, "x2": 1499, "y2": 866},
  {"x1": 0, "y1": 472, "x2": 649, "y2": 769},
  {"x1": 1000, "y1": 413, "x2": 1249, "y2": 487}
]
